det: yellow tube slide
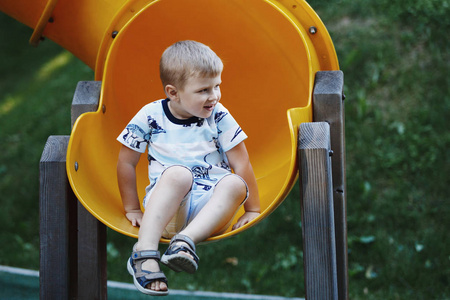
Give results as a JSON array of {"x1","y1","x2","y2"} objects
[{"x1": 1, "y1": 0, "x2": 339, "y2": 241}]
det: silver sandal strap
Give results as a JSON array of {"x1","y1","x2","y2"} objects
[
  {"x1": 131, "y1": 250, "x2": 161, "y2": 261},
  {"x1": 170, "y1": 234, "x2": 196, "y2": 252}
]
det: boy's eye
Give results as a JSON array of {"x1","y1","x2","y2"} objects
[{"x1": 197, "y1": 84, "x2": 220, "y2": 93}]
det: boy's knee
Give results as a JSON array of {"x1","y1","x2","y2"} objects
[
  {"x1": 220, "y1": 175, "x2": 247, "y2": 201},
  {"x1": 162, "y1": 165, "x2": 193, "y2": 188}
]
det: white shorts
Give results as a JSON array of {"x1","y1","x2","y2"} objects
[{"x1": 143, "y1": 168, "x2": 248, "y2": 239}]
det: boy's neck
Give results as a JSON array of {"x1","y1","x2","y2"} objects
[{"x1": 163, "y1": 99, "x2": 201, "y2": 125}]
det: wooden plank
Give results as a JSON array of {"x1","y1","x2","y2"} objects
[
  {"x1": 298, "y1": 122, "x2": 338, "y2": 300},
  {"x1": 71, "y1": 81, "x2": 101, "y2": 127},
  {"x1": 71, "y1": 80, "x2": 107, "y2": 299},
  {"x1": 39, "y1": 81, "x2": 106, "y2": 299},
  {"x1": 313, "y1": 71, "x2": 348, "y2": 300},
  {"x1": 39, "y1": 135, "x2": 77, "y2": 299},
  {"x1": 77, "y1": 205, "x2": 108, "y2": 299}
]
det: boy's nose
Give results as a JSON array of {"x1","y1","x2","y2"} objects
[{"x1": 209, "y1": 90, "x2": 220, "y2": 101}]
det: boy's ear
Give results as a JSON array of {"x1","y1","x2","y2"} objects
[{"x1": 165, "y1": 85, "x2": 179, "y2": 101}]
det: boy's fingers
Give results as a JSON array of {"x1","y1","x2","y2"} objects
[
  {"x1": 133, "y1": 218, "x2": 142, "y2": 227},
  {"x1": 232, "y1": 219, "x2": 246, "y2": 230}
]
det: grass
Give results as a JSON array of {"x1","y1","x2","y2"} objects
[
  {"x1": 0, "y1": 14, "x2": 94, "y2": 271},
  {"x1": 312, "y1": 0, "x2": 450, "y2": 298},
  {"x1": 1, "y1": 0, "x2": 449, "y2": 298}
]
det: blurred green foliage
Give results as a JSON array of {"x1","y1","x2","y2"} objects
[{"x1": 307, "y1": 0, "x2": 449, "y2": 298}]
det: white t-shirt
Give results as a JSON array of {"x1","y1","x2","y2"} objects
[{"x1": 117, "y1": 99, "x2": 247, "y2": 196}]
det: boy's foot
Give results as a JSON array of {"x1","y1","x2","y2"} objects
[
  {"x1": 172, "y1": 241, "x2": 195, "y2": 260},
  {"x1": 161, "y1": 234, "x2": 199, "y2": 274},
  {"x1": 127, "y1": 249, "x2": 169, "y2": 296},
  {"x1": 141, "y1": 258, "x2": 168, "y2": 292}
]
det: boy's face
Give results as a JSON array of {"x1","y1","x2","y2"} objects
[{"x1": 166, "y1": 74, "x2": 222, "y2": 119}]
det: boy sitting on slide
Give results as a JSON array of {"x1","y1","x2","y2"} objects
[{"x1": 117, "y1": 40, "x2": 260, "y2": 295}]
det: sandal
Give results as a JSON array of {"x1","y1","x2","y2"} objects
[
  {"x1": 161, "y1": 234, "x2": 199, "y2": 274},
  {"x1": 127, "y1": 248, "x2": 169, "y2": 296}
]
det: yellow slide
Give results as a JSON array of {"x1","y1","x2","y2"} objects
[{"x1": 0, "y1": 0, "x2": 339, "y2": 241}]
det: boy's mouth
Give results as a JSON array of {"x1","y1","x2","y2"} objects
[{"x1": 204, "y1": 103, "x2": 216, "y2": 111}]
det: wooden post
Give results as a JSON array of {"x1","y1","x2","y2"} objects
[
  {"x1": 39, "y1": 81, "x2": 106, "y2": 299},
  {"x1": 71, "y1": 81, "x2": 107, "y2": 300},
  {"x1": 71, "y1": 81, "x2": 102, "y2": 125},
  {"x1": 40, "y1": 136, "x2": 78, "y2": 299},
  {"x1": 299, "y1": 122, "x2": 338, "y2": 300},
  {"x1": 313, "y1": 71, "x2": 348, "y2": 300}
]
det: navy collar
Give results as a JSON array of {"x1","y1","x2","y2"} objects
[{"x1": 162, "y1": 98, "x2": 203, "y2": 125}]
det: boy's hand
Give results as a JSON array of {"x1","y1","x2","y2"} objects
[
  {"x1": 125, "y1": 210, "x2": 143, "y2": 227},
  {"x1": 232, "y1": 211, "x2": 260, "y2": 230}
]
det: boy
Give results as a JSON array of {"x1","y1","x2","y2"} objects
[{"x1": 117, "y1": 40, "x2": 260, "y2": 295}]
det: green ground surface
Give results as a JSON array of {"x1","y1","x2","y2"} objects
[{"x1": 0, "y1": 266, "x2": 303, "y2": 300}]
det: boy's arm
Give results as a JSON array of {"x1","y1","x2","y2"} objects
[
  {"x1": 117, "y1": 145, "x2": 143, "y2": 227},
  {"x1": 226, "y1": 141, "x2": 261, "y2": 230}
]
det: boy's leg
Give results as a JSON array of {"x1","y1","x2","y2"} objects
[
  {"x1": 135, "y1": 166, "x2": 193, "y2": 291},
  {"x1": 180, "y1": 174, "x2": 247, "y2": 244}
]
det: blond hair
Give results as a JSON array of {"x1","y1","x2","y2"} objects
[{"x1": 160, "y1": 40, "x2": 223, "y2": 90}]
